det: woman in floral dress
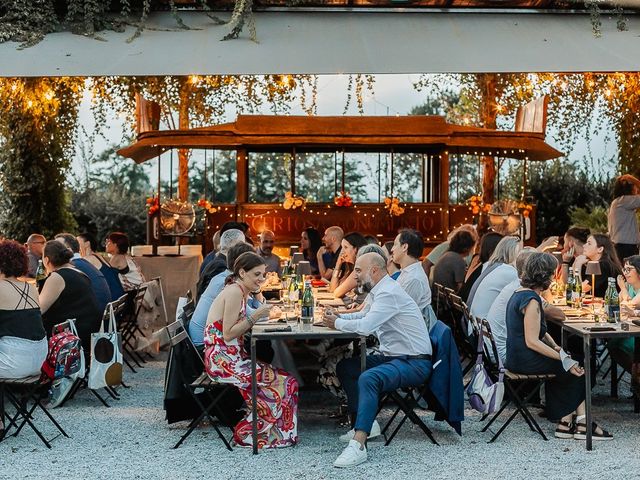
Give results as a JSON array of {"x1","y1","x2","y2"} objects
[{"x1": 204, "y1": 251, "x2": 298, "y2": 449}]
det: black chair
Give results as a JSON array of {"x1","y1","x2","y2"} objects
[
  {"x1": 449, "y1": 293, "x2": 478, "y2": 375},
  {"x1": 165, "y1": 320, "x2": 235, "y2": 450},
  {"x1": 478, "y1": 318, "x2": 554, "y2": 442},
  {"x1": 0, "y1": 375, "x2": 69, "y2": 448},
  {"x1": 119, "y1": 284, "x2": 150, "y2": 372}
]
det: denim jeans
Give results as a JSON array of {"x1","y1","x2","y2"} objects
[{"x1": 336, "y1": 354, "x2": 432, "y2": 435}]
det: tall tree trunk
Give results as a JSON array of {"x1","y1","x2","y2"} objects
[
  {"x1": 477, "y1": 73, "x2": 498, "y2": 205},
  {"x1": 178, "y1": 83, "x2": 190, "y2": 202}
]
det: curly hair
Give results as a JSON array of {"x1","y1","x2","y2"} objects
[
  {"x1": 0, "y1": 240, "x2": 29, "y2": 278},
  {"x1": 520, "y1": 252, "x2": 558, "y2": 290}
]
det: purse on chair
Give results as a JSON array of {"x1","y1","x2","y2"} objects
[
  {"x1": 466, "y1": 323, "x2": 504, "y2": 415},
  {"x1": 89, "y1": 304, "x2": 124, "y2": 389}
]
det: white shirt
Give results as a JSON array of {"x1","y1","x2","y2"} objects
[
  {"x1": 470, "y1": 264, "x2": 518, "y2": 321},
  {"x1": 397, "y1": 261, "x2": 432, "y2": 312},
  {"x1": 486, "y1": 278, "x2": 520, "y2": 363},
  {"x1": 335, "y1": 275, "x2": 432, "y2": 357}
]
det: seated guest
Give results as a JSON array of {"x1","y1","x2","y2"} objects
[
  {"x1": 189, "y1": 242, "x2": 255, "y2": 346},
  {"x1": 301, "y1": 227, "x2": 322, "y2": 276},
  {"x1": 256, "y1": 230, "x2": 281, "y2": 275},
  {"x1": 201, "y1": 222, "x2": 247, "y2": 274},
  {"x1": 485, "y1": 248, "x2": 563, "y2": 363},
  {"x1": 383, "y1": 242, "x2": 401, "y2": 280},
  {"x1": 197, "y1": 228, "x2": 245, "y2": 299},
  {"x1": 459, "y1": 231, "x2": 503, "y2": 302},
  {"x1": 317, "y1": 226, "x2": 344, "y2": 281},
  {"x1": 505, "y1": 252, "x2": 611, "y2": 440},
  {"x1": 391, "y1": 229, "x2": 435, "y2": 329},
  {"x1": 55, "y1": 233, "x2": 111, "y2": 317},
  {"x1": 204, "y1": 252, "x2": 297, "y2": 448},
  {"x1": 432, "y1": 229, "x2": 477, "y2": 292},
  {"x1": 559, "y1": 226, "x2": 590, "y2": 283},
  {"x1": 39, "y1": 241, "x2": 101, "y2": 351},
  {"x1": 468, "y1": 236, "x2": 521, "y2": 321},
  {"x1": 610, "y1": 255, "x2": 640, "y2": 372},
  {"x1": 77, "y1": 232, "x2": 125, "y2": 301},
  {"x1": 364, "y1": 235, "x2": 379, "y2": 245},
  {"x1": 25, "y1": 233, "x2": 46, "y2": 277},
  {"x1": 572, "y1": 233, "x2": 622, "y2": 298},
  {"x1": 329, "y1": 232, "x2": 368, "y2": 299},
  {"x1": 105, "y1": 232, "x2": 145, "y2": 291},
  {"x1": 422, "y1": 225, "x2": 477, "y2": 279},
  {"x1": 0, "y1": 240, "x2": 49, "y2": 436},
  {"x1": 0, "y1": 240, "x2": 48, "y2": 378},
  {"x1": 323, "y1": 253, "x2": 432, "y2": 467}
]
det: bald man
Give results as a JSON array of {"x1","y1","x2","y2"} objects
[
  {"x1": 25, "y1": 233, "x2": 46, "y2": 277},
  {"x1": 323, "y1": 252, "x2": 433, "y2": 468},
  {"x1": 257, "y1": 230, "x2": 281, "y2": 275},
  {"x1": 317, "y1": 226, "x2": 344, "y2": 280}
]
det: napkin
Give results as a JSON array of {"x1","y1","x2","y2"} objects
[{"x1": 559, "y1": 348, "x2": 578, "y2": 372}]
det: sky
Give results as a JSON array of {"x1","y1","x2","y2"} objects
[{"x1": 74, "y1": 74, "x2": 617, "y2": 185}]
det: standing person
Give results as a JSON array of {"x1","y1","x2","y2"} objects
[
  {"x1": 572, "y1": 233, "x2": 622, "y2": 298},
  {"x1": 300, "y1": 228, "x2": 322, "y2": 276},
  {"x1": 25, "y1": 234, "x2": 46, "y2": 278},
  {"x1": 323, "y1": 253, "x2": 432, "y2": 467},
  {"x1": 39, "y1": 241, "x2": 101, "y2": 351},
  {"x1": 505, "y1": 252, "x2": 611, "y2": 440},
  {"x1": 317, "y1": 226, "x2": 344, "y2": 281},
  {"x1": 77, "y1": 232, "x2": 125, "y2": 302},
  {"x1": 204, "y1": 252, "x2": 298, "y2": 448},
  {"x1": 391, "y1": 229, "x2": 435, "y2": 329},
  {"x1": 608, "y1": 174, "x2": 640, "y2": 262},
  {"x1": 256, "y1": 230, "x2": 281, "y2": 275},
  {"x1": 105, "y1": 232, "x2": 145, "y2": 291}
]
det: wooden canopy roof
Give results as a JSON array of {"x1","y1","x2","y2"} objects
[{"x1": 118, "y1": 114, "x2": 563, "y2": 164}]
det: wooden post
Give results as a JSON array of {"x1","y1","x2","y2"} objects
[
  {"x1": 478, "y1": 73, "x2": 499, "y2": 206},
  {"x1": 178, "y1": 82, "x2": 190, "y2": 202},
  {"x1": 440, "y1": 150, "x2": 450, "y2": 237},
  {"x1": 237, "y1": 148, "x2": 249, "y2": 204}
]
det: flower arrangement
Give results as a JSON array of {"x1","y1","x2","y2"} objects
[
  {"x1": 334, "y1": 191, "x2": 353, "y2": 207},
  {"x1": 197, "y1": 199, "x2": 218, "y2": 214},
  {"x1": 384, "y1": 196, "x2": 405, "y2": 216},
  {"x1": 283, "y1": 191, "x2": 306, "y2": 211},
  {"x1": 466, "y1": 194, "x2": 492, "y2": 215},
  {"x1": 518, "y1": 201, "x2": 534, "y2": 218},
  {"x1": 146, "y1": 195, "x2": 159, "y2": 216}
]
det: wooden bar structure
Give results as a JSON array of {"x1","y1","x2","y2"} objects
[{"x1": 118, "y1": 113, "x2": 561, "y2": 251}]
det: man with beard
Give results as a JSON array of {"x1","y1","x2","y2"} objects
[
  {"x1": 322, "y1": 252, "x2": 433, "y2": 468},
  {"x1": 256, "y1": 230, "x2": 281, "y2": 275}
]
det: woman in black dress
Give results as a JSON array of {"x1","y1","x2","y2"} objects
[
  {"x1": 505, "y1": 252, "x2": 612, "y2": 441},
  {"x1": 39, "y1": 241, "x2": 101, "y2": 351}
]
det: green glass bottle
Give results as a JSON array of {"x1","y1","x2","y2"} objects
[
  {"x1": 565, "y1": 270, "x2": 574, "y2": 307},
  {"x1": 572, "y1": 271, "x2": 582, "y2": 307},
  {"x1": 301, "y1": 280, "x2": 314, "y2": 323},
  {"x1": 604, "y1": 277, "x2": 620, "y2": 323}
]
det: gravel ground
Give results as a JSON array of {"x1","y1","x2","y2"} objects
[{"x1": 1, "y1": 358, "x2": 638, "y2": 480}]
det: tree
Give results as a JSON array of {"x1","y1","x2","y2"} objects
[{"x1": 0, "y1": 78, "x2": 84, "y2": 240}]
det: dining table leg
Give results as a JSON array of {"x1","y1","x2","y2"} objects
[
  {"x1": 583, "y1": 334, "x2": 593, "y2": 451},
  {"x1": 633, "y1": 336, "x2": 640, "y2": 414},
  {"x1": 359, "y1": 337, "x2": 366, "y2": 373},
  {"x1": 251, "y1": 335, "x2": 258, "y2": 455}
]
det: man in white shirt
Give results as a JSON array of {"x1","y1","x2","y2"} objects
[
  {"x1": 391, "y1": 228, "x2": 436, "y2": 330},
  {"x1": 323, "y1": 252, "x2": 433, "y2": 468}
]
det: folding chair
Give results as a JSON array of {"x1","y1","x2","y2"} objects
[
  {"x1": 478, "y1": 319, "x2": 554, "y2": 442},
  {"x1": 165, "y1": 320, "x2": 234, "y2": 450},
  {"x1": 0, "y1": 376, "x2": 69, "y2": 448},
  {"x1": 119, "y1": 284, "x2": 150, "y2": 371},
  {"x1": 449, "y1": 293, "x2": 478, "y2": 375}
]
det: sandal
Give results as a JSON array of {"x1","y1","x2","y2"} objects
[
  {"x1": 574, "y1": 422, "x2": 613, "y2": 441},
  {"x1": 554, "y1": 420, "x2": 575, "y2": 439}
]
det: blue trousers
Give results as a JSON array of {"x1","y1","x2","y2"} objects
[{"x1": 336, "y1": 354, "x2": 433, "y2": 435}]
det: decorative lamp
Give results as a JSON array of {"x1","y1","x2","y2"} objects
[
  {"x1": 585, "y1": 261, "x2": 602, "y2": 298},
  {"x1": 291, "y1": 252, "x2": 305, "y2": 265},
  {"x1": 296, "y1": 261, "x2": 312, "y2": 276},
  {"x1": 289, "y1": 245, "x2": 299, "y2": 256}
]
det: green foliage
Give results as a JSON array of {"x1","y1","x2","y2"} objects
[
  {"x1": 0, "y1": 78, "x2": 83, "y2": 241},
  {"x1": 569, "y1": 205, "x2": 608, "y2": 234},
  {"x1": 502, "y1": 159, "x2": 612, "y2": 240}
]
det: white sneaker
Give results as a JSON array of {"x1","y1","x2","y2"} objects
[
  {"x1": 333, "y1": 440, "x2": 367, "y2": 468},
  {"x1": 339, "y1": 420, "x2": 381, "y2": 443}
]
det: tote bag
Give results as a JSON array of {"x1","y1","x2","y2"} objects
[{"x1": 88, "y1": 304, "x2": 123, "y2": 389}]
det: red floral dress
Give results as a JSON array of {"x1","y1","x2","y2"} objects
[{"x1": 204, "y1": 284, "x2": 298, "y2": 449}]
